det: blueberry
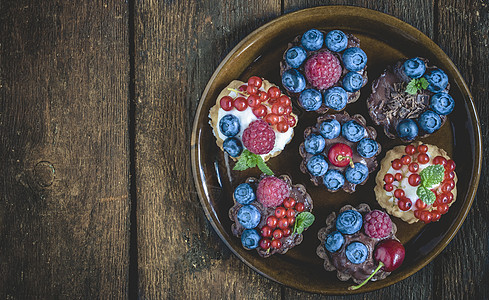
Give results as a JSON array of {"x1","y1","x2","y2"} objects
[
  {"x1": 304, "y1": 133, "x2": 326, "y2": 155},
  {"x1": 403, "y1": 57, "x2": 426, "y2": 79},
  {"x1": 336, "y1": 209, "x2": 362, "y2": 234},
  {"x1": 342, "y1": 47, "x2": 367, "y2": 71},
  {"x1": 341, "y1": 120, "x2": 365, "y2": 142},
  {"x1": 417, "y1": 110, "x2": 442, "y2": 133},
  {"x1": 285, "y1": 46, "x2": 307, "y2": 68},
  {"x1": 301, "y1": 29, "x2": 324, "y2": 51},
  {"x1": 430, "y1": 92, "x2": 455, "y2": 115},
  {"x1": 306, "y1": 155, "x2": 329, "y2": 177},
  {"x1": 325, "y1": 30, "x2": 348, "y2": 52},
  {"x1": 282, "y1": 69, "x2": 306, "y2": 93},
  {"x1": 323, "y1": 87, "x2": 348, "y2": 111},
  {"x1": 237, "y1": 205, "x2": 261, "y2": 229},
  {"x1": 319, "y1": 119, "x2": 341, "y2": 139},
  {"x1": 342, "y1": 72, "x2": 364, "y2": 92},
  {"x1": 323, "y1": 169, "x2": 345, "y2": 191},
  {"x1": 241, "y1": 229, "x2": 260, "y2": 249},
  {"x1": 345, "y1": 162, "x2": 369, "y2": 184},
  {"x1": 233, "y1": 183, "x2": 256, "y2": 205},
  {"x1": 325, "y1": 231, "x2": 345, "y2": 252},
  {"x1": 357, "y1": 138, "x2": 379, "y2": 158},
  {"x1": 345, "y1": 242, "x2": 368, "y2": 264},
  {"x1": 299, "y1": 89, "x2": 322, "y2": 111},
  {"x1": 424, "y1": 68, "x2": 449, "y2": 93},
  {"x1": 223, "y1": 137, "x2": 243, "y2": 157},
  {"x1": 219, "y1": 114, "x2": 240, "y2": 137},
  {"x1": 396, "y1": 119, "x2": 419, "y2": 141}
]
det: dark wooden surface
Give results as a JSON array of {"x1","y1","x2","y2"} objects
[{"x1": 0, "y1": 0, "x2": 487, "y2": 299}]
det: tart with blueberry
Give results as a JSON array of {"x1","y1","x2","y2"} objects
[
  {"x1": 280, "y1": 29, "x2": 368, "y2": 112},
  {"x1": 375, "y1": 142, "x2": 457, "y2": 224},
  {"x1": 209, "y1": 76, "x2": 298, "y2": 174},
  {"x1": 229, "y1": 174, "x2": 314, "y2": 257},
  {"x1": 367, "y1": 57, "x2": 455, "y2": 141},
  {"x1": 316, "y1": 204, "x2": 405, "y2": 289},
  {"x1": 299, "y1": 112, "x2": 380, "y2": 193}
]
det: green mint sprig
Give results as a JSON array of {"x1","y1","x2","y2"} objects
[
  {"x1": 293, "y1": 212, "x2": 315, "y2": 234},
  {"x1": 416, "y1": 165, "x2": 445, "y2": 205},
  {"x1": 405, "y1": 77, "x2": 429, "y2": 95},
  {"x1": 233, "y1": 149, "x2": 274, "y2": 175}
]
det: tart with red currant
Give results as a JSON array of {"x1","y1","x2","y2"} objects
[
  {"x1": 299, "y1": 112, "x2": 381, "y2": 193},
  {"x1": 209, "y1": 76, "x2": 298, "y2": 174},
  {"x1": 374, "y1": 142, "x2": 457, "y2": 224},
  {"x1": 229, "y1": 174, "x2": 314, "y2": 258},
  {"x1": 316, "y1": 204, "x2": 405, "y2": 288},
  {"x1": 280, "y1": 29, "x2": 368, "y2": 112}
]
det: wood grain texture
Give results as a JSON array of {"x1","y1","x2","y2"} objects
[
  {"x1": 0, "y1": 1, "x2": 130, "y2": 299},
  {"x1": 134, "y1": 1, "x2": 282, "y2": 299}
]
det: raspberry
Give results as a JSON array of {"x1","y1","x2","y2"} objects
[
  {"x1": 304, "y1": 51, "x2": 342, "y2": 90},
  {"x1": 242, "y1": 120, "x2": 275, "y2": 155},
  {"x1": 256, "y1": 176, "x2": 290, "y2": 207},
  {"x1": 363, "y1": 210, "x2": 393, "y2": 239}
]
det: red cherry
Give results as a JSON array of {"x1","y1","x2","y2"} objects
[
  {"x1": 446, "y1": 160, "x2": 456, "y2": 172},
  {"x1": 220, "y1": 96, "x2": 234, "y2": 111},
  {"x1": 374, "y1": 239, "x2": 405, "y2": 272},
  {"x1": 295, "y1": 202, "x2": 305, "y2": 212},
  {"x1": 395, "y1": 173, "x2": 403, "y2": 181},
  {"x1": 384, "y1": 183, "x2": 394, "y2": 192},
  {"x1": 260, "y1": 238, "x2": 271, "y2": 250},
  {"x1": 286, "y1": 209, "x2": 295, "y2": 218},
  {"x1": 433, "y1": 156, "x2": 447, "y2": 166},
  {"x1": 437, "y1": 203, "x2": 449, "y2": 214},
  {"x1": 246, "y1": 85, "x2": 258, "y2": 95},
  {"x1": 405, "y1": 145, "x2": 416, "y2": 155},
  {"x1": 258, "y1": 91, "x2": 268, "y2": 102},
  {"x1": 417, "y1": 153, "x2": 430, "y2": 164},
  {"x1": 394, "y1": 189, "x2": 405, "y2": 198},
  {"x1": 247, "y1": 76, "x2": 262, "y2": 88},
  {"x1": 398, "y1": 198, "x2": 412, "y2": 211},
  {"x1": 392, "y1": 159, "x2": 402, "y2": 170},
  {"x1": 283, "y1": 227, "x2": 292, "y2": 237},
  {"x1": 401, "y1": 155, "x2": 412, "y2": 165},
  {"x1": 267, "y1": 216, "x2": 278, "y2": 228},
  {"x1": 408, "y1": 174, "x2": 421, "y2": 186},
  {"x1": 267, "y1": 86, "x2": 281, "y2": 99},
  {"x1": 273, "y1": 229, "x2": 284, "y2": 239},
  {"x1": 276, "y1": 121, "x2": 289, "y2": 133},
  {"x1": 441, "y1": 179, "x2": 455, "y2": 193},
  {"x1": 415, "y1": 198, "x2": 427, "y2": 210},
  {"x1": 233, "y1": 97, "x2": 248, "y2": 111},
  {"x1": 283, "y1": 197, "x2": 296, "y2": 209},
  {"x1": 384, "y1": 173, "x2": 394, "y2": 184},
  {"x1": 265, "y1": 113, "x2": 280, "y2": 125},
  {"x1": 278, "y1": 218, "x2": 289, "y2": 230},
  {"x1": 252, "y1": 105, "x2": 267, "y2": 118},
  {"x1": 238, "y1": 84, "x2": 248, "y2": 92},
  {"x1": 431, "y1": 212, "x2": 441, "y2": 222},
  {"x1": 272, "y1": 103, "x2": 286, "y2": 115},
  {"x1": 260, "y1": 226, "x2": 272, "y2": 238},
  {"x1": 418, "y1": 144, "x2": 428, "y2": 153},
  {"x1": 328, "y1": 143, "x2": 353, "y2": 167},
  {"x1": 275, "y1": 207, "x2": 286, "y2": 218},
  {"x1": 271, "y1": 239, "x2": 282, "y2": 249},
  {"x1": 408, "y1": 162, "x2": 419, "y2": 173}
]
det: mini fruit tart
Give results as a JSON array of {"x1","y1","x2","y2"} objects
[
  {"x1": 280, "y1": 29, "x2": 368, "y2": 113},
  {"x1": 209, "y1": 76, "x2": 298, "y2": 174},
  {"x1": 299, "y1": 112, "x2": 380, "y2": 193},
  {"x1": 317, "y1": 204, "x2": 405, "y2": 289},
  {"x1": 367, "y1": 57, "x2": 455, "y2": 141},
  {"x1": 374, "y1": 142, "x2": 457, "y2": 224},
  {"x1": 229, "y1": 174, "x2": 314, "y2": 258}
]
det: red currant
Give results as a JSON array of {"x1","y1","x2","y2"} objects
[
  {"x1": 392, "y1": 159, "x2": 402, "y2": 170},
  {"x1": 437, "y1": 203, "x2": 449, "y2": 214},
  {"x1": 220, "y1": 96, "x2": 234, "y2": 111},
  {"x1": 408, "y1": 162, "x2": 419, "y2": 173},
  {"x1": 276, "y1": 121, "x2": 289, "y2": 133},
  {"x1": 278, "y1": 218, "x2": 289, "y2": 230},
  {"x1": 283, "y1": 105, "x2": 292, "y2": 115},
  {"x1": 258, "y1": 91, "x2": 268, "y2": 102},
  {"x1": 446, "y1": 192, "x2": 454, "y2": 203},
  {"x1": 394, "y1": 189, "x2": 405, "y2": 198},
  {"x1": 252, "y1": 105, "x2": 267, "y2": 118},
  {"x1": 446, "y1": 160, "x2": 456, "y2": 172},
  {"x1": 395, "y1": 173, "x2": 403, "y2": 181},
  {"x1": 401, "y1": 155, "x2": 412, "y2": 165},
  {"x1": 265, "y1": 113, "x2": 280, "y2": 125},
  {"x1": 286, "y1": 209, "x2": 295, "y2": 218},
  {"x1": 246, "y1": 85, "x2": 258, "y2": 95},
  {"x1": 408, "y1": 174, "x2": 421, "y2": 186},
  {"x1": 433, "y1": 156, "x2": 447, "y2": 166},
  {"x1": 267, "y1": 86, "x2": 281, "y2": 99},
  {"x1": 415, "y1": 198, "x2": 427, "y2": 210},
  {"x1": 277, "y1": 95, "x2": 291, "y2": 106},
  {"x1": 283, "y1": 227, "x2": 292, "y2": 237},
  {"x1": 287, "y1": 216, "x2": 295, "y2": 226},
  {"x1": 441, "y1": 179, "x2": 455, "y2": 193},
  {"x1": 420, "y1": 210, "x2": 432, "y2": 224},
  {"x1": 273, "y1": 229, "x2": 284, "y2": 239},
  {"x1": 418, "y1": 144, "x2": 428, "y2": 153},
  {"x1": 431, "y1": 212, "x2": 441, "y2": 222},
  {"x1": 247, "y1": 76, "x2": 262, "y2": 88},
  {"x1": 417, "y1": 153, "x2": 430, "y2": 164},
  {"x1": 435, "y1": 193, "x2": 449, "y2": 206},
  {"x1": 384, "y1": 173, "x2": 394, "y2": 184},
  {"x1": 267, "y1": 216, "x2": 278, "y2": 228},
  {"x1": 233, "y1": 97, "x2": 248, "y2": 111},
  {"x1": 285, "y1": 115, "x2": 296, "y2": 127},
  {"x1": 405, "y1": 145, "x2": 416, "y2": 155},
  {"x1": 283, "y1": 197, "x2": 296, "y2": 209},
  {"x1": 259, "y1": 238, "x2": 271, "y2": 250},
  {"x1": 238, "y1": 84, "x2": 248, "y2": 92},
  {"x1": 444, "y1": 171, "x2": 455, "y2": 181},
  {"x1": 272, "y1": 103, "x2": 286, "y2": 115},
  {"x1": 398, "y1": 198, "x2": 412, "y2": 211},
  {"x1": 275, "y1": 207, "x2": 286, "y2": 219},
  {"x1": 271, "y1": 239, "x2": 282, "y2": 249},
  {"x1": 295, "y1": 202, "x2": 305, "y2": 212},
  {"x1": 247, "y1": 95, "x2": 260, "y2": 107},
  {"x1": 414, "y1": 210, "x2": 422, "y2": 219},
  {"x1": 384, "y1": 183, "x2": 394, "y2": 192},
  {"x1": 260, "y1": 226, "x2": 272, "y2": 238}
]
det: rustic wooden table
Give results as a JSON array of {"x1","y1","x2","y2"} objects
[{"x1": 1, "y1": 0, "x2": 488, "y2": 299}]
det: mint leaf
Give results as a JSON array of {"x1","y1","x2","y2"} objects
[
  {"x1": 417, "y1": 186, "x2": 436, "y2": 205},
  {"x1": 233, "y1": 156, "x2": 249, "y2": 171},
  {"x1": 293, "y1": 212, "x2": 315, "y2": 234},
  {"x1": 256, "y1": 157, "x2": 274, "y2": 175},
  {"x1": 420, "y1": 165, "x2": 444, "y2": 188},
  {"x1": 232, "y1": 149, "x2": 273, "y2": 175},
  {"x1": 420, "y1": 77, "x2": 429, "y2": 89},
  {"x1": 405, "y1": 78, "x2": 429, "y2": 95}
]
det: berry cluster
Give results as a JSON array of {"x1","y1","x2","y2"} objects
[
  {"x1": 382, "y1": 144, "x2": 456, "y2": 223},
  {"x1": 219, "y1": 76, "x2": 296, "y2": 133}
]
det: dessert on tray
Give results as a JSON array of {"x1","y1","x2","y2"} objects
[
  {"x1": 299, "y1": 112, "x2": 380, "y2": 193},
  {"x1": 209, "y1": 76, "x2": 298, "y2": 174},
  {"x1": 375, "y1": 142, "x2": 457, "y2": 224},
  {"x1": 280, "y1": 29, "x2": 368, "y2": 112},
  {"x1": 229, "y1": 174, "x2": 314, "y2": 258},
  {"x1": 317, "y1": 204, "x2": 405, "y2": 290},
  {"x1": 367, "y1": 57, "x2": 455, "y2": 141}
]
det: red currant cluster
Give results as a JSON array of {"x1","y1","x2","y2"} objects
[
  {"x1": 219, "y1": 76, "x2": 296, "y2": 133},
  {"x1": 383, "y1": 144, "x2": 456, "y2": 224},
  {"x1": 258, "y1": 197, "x2": 305, "y2": 250}
]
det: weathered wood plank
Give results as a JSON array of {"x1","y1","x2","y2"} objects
[
  {"x1": 134, "y1": 0, "x2": 283, "y2": 299},
  {"x1": 0, "y1": 1, "x2": 130, "y2": 298}
]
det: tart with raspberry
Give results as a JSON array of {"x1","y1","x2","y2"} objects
[
  {"x1": 316, "y1": 204, "x2": 405, "y2": 287},
  {"x1": 367, "y1": 57, "x2": 455, "y2": 141},
  {"x1": 299, "y1": 112, "x2": 381, "y2": 193},
  {"x1": 280, "y1": 29, "x2": 368, "y2": 112},
  {"x1": 209, "y1": 76, "x2": 298, "y2": 173},
  {"x1": 229, "y1": 174, "x2": 314, "y2": 258},
  {"x1": 374, "y1": 142, "x2": 457, "y2": 224}
]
